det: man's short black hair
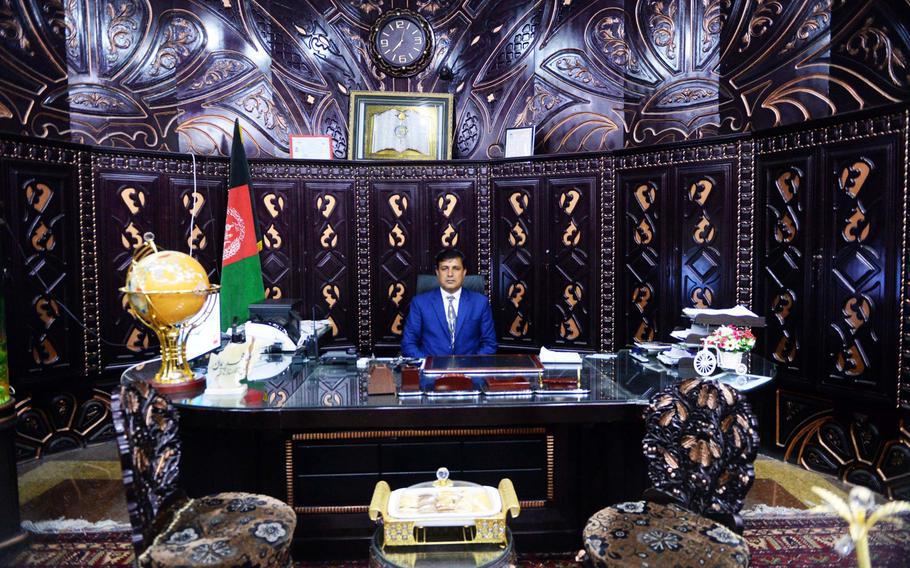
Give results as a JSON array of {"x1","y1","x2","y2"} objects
[{"x1": 435, "y1": 248, "x2": 465, "y2": 268}]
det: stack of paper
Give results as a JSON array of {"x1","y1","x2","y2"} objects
[
  {"x1": 681, "y1": 305, "x2": 765, "y2": 327},
  {"x1": 681, "y1": 305, "x2": 758, "y2": 318},
  {"x1": 539, "y1": 346, "x2": 583, "y2": 364}
]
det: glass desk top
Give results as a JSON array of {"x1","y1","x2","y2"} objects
[{"x1": 121, "y1": 350, "x2": 775, "y2": 412}]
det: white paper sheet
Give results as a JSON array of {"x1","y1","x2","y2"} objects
[
  {"x1": 539, "y1": 346, "x2": 582, "y2": 364},
  {"x1": 681, "y1": 305, "x2": 758, "y2": 318}
]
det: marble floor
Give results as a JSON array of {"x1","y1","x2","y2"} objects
[
  {"x1": 12, "y1": 440, "x2": 870, "y2": 532},
  {"x1": 16, "y1": 441, "x2": 130, "y2": 530}
]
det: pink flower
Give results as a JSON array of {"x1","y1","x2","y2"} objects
[{"x1": 704, "y1": 325, "x2": 755, "y2": 352}]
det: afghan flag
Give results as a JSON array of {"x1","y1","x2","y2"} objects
[{"x1": 220, "y1": 119, "x2": 264, "y2": 331}]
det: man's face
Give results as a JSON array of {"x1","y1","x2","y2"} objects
[{"x1": 436, "y1": 257, "x2": 466, "y2": 294}]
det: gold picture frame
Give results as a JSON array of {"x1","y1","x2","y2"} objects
[{"x1": 348, "y1": 91, "x2": 453, "y2": 160}]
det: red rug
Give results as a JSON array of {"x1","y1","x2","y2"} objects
[
  {"x1": 745, "y1": 515, "x2": 909, "y2": 567},
  {"x1": 4, "y1": 516, "x2": 908, "y2": 567}
]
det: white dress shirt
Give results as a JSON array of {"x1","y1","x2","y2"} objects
[{"x1": 441, "y1": 287, "x2": 462, "y2": 317}]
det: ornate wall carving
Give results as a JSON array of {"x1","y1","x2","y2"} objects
[
  {"x1": 677, "y1": 163, "x2": 735, "y2": 311},
  {"x1": 254, "y1": 180, "x2": 297, "y2": 304},
  {"x1": 305, "y1": 181, "x2": 355, "y2": 343},
  {"x1": 493, "y1": 178, "x2": 538, "y2": 347},
  {"x1": 491, "y1": 157, "x2": 602, "y2": 350},
  {"x1": 756, "y1": 115, "x2": 907, "y2": 402},
  {"x1": 2, "y1": 162, "x2": 81, "y2": 378},
  {"x1": 547, "y1": 177, "x2": 596, "y2": 349},
  {"x1": 778, "y1": 391, "x2": 910, "y2": 500},
  {"x1": 0, "y1": 109, "x2": 906, "y2": 473},
  {"x1": 617, "y1": 172, "x2": 659, "y2": 344},
  {"x1": 614, "y1": 142, "x2": 743, "y2": 347},
  {"x1": 372, "y1": 181, "x2": 419, "y2": 349},
  {"x1": 14, "y1": 388, "x2": 114, "y2": 461},
  {"x1": 1, "y1": 1, "x2": 908, "y2": 158}
]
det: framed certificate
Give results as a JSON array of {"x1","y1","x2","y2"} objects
[
  {"x1": 290, "y1": 135, "x2": 333, "y2": 160},
  {"x1": 504, "y1": 126, "x2": 535, "y2": 158},
  {"x1": 348, "y1": 91, "x2": 453, "y2": 160}
]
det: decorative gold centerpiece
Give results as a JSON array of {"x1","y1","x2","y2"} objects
[
  {"x1": 369, "y1": 467, "x2": 520, "y2": 548},
  {"x1": 120, "y1": 234, "x2": 219, "y2": 391}
]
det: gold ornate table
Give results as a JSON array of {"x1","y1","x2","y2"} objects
[{"x1": 369, "y1": 527, "x2": 514, "y2": 568}]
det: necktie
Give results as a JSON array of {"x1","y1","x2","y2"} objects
[{"x1": 446, "y1": 295, "x2": 456, "y2": 349}]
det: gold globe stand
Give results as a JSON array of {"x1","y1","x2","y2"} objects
[
  {"x1": 120, "y1": 236, "x2": 220, "y2": 393},
  {"x1": 120, "y1": 287, "x2": 220, "y2": 391}
]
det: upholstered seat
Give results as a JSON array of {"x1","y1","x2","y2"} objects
[
  {"x1": 582, "y1": 378, "x2": 759, "y2": 567},
  {"x1": 583, "y1": 501, "x2": 748, "y2": 567},
  {"x1": 113, "y1": 381, "x2": 297, "y2": 568}
]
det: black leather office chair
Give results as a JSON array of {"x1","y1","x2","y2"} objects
[{"x1": 415, "y1": 274, "x2": 485, "y2": 295}]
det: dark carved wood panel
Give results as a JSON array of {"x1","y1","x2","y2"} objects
[
  {"x1": 254, "y1": 180, "x2": 298, "y2": 304},
  {"x1": 2, "y1": 162, "x2": 81, "y2": 379},
  {"x1": 493, "y1": 179, "x2": 538, "y2": 348},
  {"x1": 757, "y1": 153, "x2": 814, "y2": 382},
  {"x1": 820, "y1": 140, "x2": 900, "y2": 397},
  {"x1": 372, "y1": 182, "x2": 420, "y2": 350},
  {"x1": 778, "y1": 391, "x2": 910, "y2": 500},
  {"x1": 545, "y1": 177, "x2": 597, "y2": 349},
  {"x1": 166, "y1": 177, "x2": 226, "y2": 283},
  {"x1": 617, "y1": 171, "x2": 666, "y2": 345},
  {"x1": 2, "y1": 1, "x2": 909, "y2": 158},
  {"x1": 95, "y1": 171, "x2": 162, "y2": 370},
  {"x1": 676, "y1": 163, "x2": 736, "y2": 313},
  {"x1": 304, "y1": 181, "x2": 355, "y2": 346},
  {"x1": 425, "y1": 180, "x2": 477, "y2": 275}
]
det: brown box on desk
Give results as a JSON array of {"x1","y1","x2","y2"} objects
[
  {"x1": 541, "y1": 377, "x2": 578, "y2": 390},
  {"x1": 368, "y1": 364, "x2": 396, "y2": 395},
  {"x1": 434, "y1": 374, "x2": 474, "y2": 392},
  {"x1": 401, "y1": 365, "x2": 420, "y2": 392},
  {"x1": 484, "y1": 376, "x2": 531, "y2": 392}
]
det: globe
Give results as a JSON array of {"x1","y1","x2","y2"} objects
[{"x1": 125, "y1": 250, "x2": 210, "y2": 326}]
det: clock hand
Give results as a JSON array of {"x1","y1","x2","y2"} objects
[{"x1": 392, "y1": 33, "x2": 404, "y2": 52}]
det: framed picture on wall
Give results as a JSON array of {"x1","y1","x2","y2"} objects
[
  {"x1": 290, "y1": 135, "x2": 333, "y2": 160},
  {"x1": 348, "y1": 91, "x2": 453, "y2": 160},
  {"x1": 504, "y1": 126, "x2": 535, "y2": 158}
]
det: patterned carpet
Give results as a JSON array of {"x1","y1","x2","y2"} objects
[{"x1": 4, "y1": 515, "x2": 909, "y2": 567}]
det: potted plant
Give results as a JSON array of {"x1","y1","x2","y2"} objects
[{"x1": 703, "y1": 325, "x2": 756, "y2": 370}]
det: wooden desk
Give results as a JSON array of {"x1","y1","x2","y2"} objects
[{"x1": 122, "y1": 353, "x2": 674, "y2": 560}]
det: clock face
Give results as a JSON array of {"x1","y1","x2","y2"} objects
[{"x1": 369, "y1": 10, "x2": 433, "y2": 77}]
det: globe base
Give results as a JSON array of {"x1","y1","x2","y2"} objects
[{"x1": 152, "y1": 374, "x2": 206, "y2": 395}]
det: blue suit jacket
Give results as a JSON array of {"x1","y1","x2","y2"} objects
[{"x1": 401, "y1": 288, "x2": 497, "y2": 358}]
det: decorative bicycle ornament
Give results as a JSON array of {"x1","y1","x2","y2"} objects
[
  {"x1": 693, "y1": 343, "x2": 749, "y2": 377},
  {"x1": 694, "y1": 325, "x2": 755, "y2": 377}
]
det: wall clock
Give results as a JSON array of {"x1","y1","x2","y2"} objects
[{"x1": 369, "y1": 9, "x2": 434, "y2": 77}]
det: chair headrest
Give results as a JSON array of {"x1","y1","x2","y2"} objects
[
  {"x1": 642, "y1": 378, "x2": 759, "y2": 520},
  {"x1": 416, "y1": 274, "x2": 485, "y2": 295}
]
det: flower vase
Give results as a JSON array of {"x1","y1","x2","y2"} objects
[{"x1": 718, "y1": 351, "x2": 743, "y2": 371}]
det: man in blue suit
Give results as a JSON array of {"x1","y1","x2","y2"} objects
[{"x1": 401, "y1": 249, "x2": 497, "y2": 358}]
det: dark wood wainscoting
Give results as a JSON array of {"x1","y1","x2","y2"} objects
[{"x1": 1, "y1": 108, "x2": 908, "y2": 498}]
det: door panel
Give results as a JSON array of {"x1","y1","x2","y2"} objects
[
  {"x1": 756, "y1": 153, "x2": 814, "y2": 382},
  {"x1": 820, "y1": 140, "x2": 900, "y2": 397}
]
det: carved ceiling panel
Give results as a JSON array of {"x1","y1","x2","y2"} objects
[{"x1": 0, "y1": 0, "x2": 906, "y2": 157}]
